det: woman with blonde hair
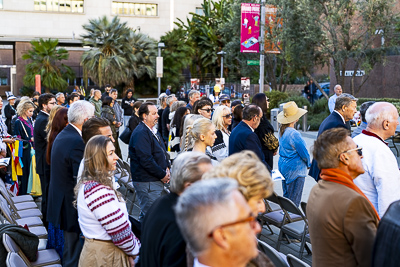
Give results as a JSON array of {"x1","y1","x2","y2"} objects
[
  {"x1": 76, "y1": 135, "x2": 140, "y2": 267},
  {"x1": 14, "y1": 100, "x2": 36, "y2": 195},
  {"x1": 277, "y1": 101, "x2": 310, "y2": 206},
  {"x1": 180, "y1": 114, "x2": 203, "y2": 150},
  {"x1": 211, "y1": 105, "x2": 231, "y2": 161}
]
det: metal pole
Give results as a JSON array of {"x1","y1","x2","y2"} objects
[
  {"x1": 157, "y1": 47, "x2": 161, "y2": 96},
  {"x1": 220, "y1": 55, "x2": 224, "y2": 79},
  {"x1": 302, "y1": 106, "x2": 308, "y2": 132},
  {"x1": 259, "y1": 0, "x2": 265, "y2": 93}
]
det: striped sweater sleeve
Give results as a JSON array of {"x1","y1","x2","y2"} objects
[{"x1": 83, "y1": 181, "x2": 141, "y2": 256}]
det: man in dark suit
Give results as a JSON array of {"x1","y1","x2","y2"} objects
[
  {"x1": 33, "y1": 93, "x2": 55, "y2": 226},
  {"x1": 129, "y1": 102, "x2": 171, "y2": 222},
  {"x1": 229, "y1": 104, "x2": 270, "y2": 170},
  {"x1": 47, "y1": 101, "x2": 95, "y2": 267},
  {"x1": 309, "y1": 94, "x2": 358, "y2": 181}
]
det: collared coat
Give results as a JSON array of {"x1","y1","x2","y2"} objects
[{"x1": 307, "y1": 179, "x2": 379, "y2": 267}]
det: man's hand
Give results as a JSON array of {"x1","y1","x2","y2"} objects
[
  {"x1": 128, "y1": 256, "x2": 135, "y2": 267},
  {"x1": 161, "y1": 168, "x2": 170, "y2": 183}
]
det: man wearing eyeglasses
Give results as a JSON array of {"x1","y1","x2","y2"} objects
[
  {"x1": 352, "y1": 102, "x2": 400, "y2": 217},
  {"x1": 175, "y1": 178, "x2": 261, "y2": 267},
  {"x1": 34, "y1": 93, "x2": 56, "y2": 226},
  {"x1": 307, "y1": 128, "x2": 379, "y2": 267}
]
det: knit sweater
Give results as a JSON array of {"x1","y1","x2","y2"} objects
[{"x1": 77, "y1": 181, "x2": 140, "y2": 256}]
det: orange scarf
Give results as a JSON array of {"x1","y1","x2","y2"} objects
[{"x1": 320, "y1": 168, "x2": 380, "y2": 220}]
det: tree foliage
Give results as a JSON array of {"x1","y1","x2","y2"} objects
[
  {"x1": 22, "y1": 38, "x2": 75, "y2": 93},
  {"x1": 81, "y1": 16, "x2": 157, "y2": 90}
]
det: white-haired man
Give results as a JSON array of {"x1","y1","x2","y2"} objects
[
  {"x1": 353, "y1": 102, "x2": 400, "y2": 217},
  {"x1": 139, "y1": 152, "x2": 212, "y2": 267},
  {"x1": 47, "y1": 100, "x2": 94, "y2": 267},
  {"x1": 175, "y1": 178, "x2": 261, "y2": 267},
  {"x1": 186, "y1": 89, "x2": 200, "y2": 110},
  {"x1": 328, "y1": 84, "x2": 343, "y2": 113}
]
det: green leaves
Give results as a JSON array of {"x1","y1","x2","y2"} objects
[
  {"x1": 80, "y1": 16, "x2": 157, "y2": 88},
  {"x1": 22, "y1": 38, "x2": 74, "y2": 92}
]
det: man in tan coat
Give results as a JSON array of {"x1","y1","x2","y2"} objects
[{"x1": 307, "y1": 128, "x2": 379, "y2": 267}]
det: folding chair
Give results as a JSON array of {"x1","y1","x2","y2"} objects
[
  {"x1": 287, "y1": 254, "x2": 311, "y2": 267},
  {"x1": 300, "y1": 202, "x2": 307, "y2": 217},
  {"x1": 0, "y1": 196, "x2": 44, "y2": 227},
  {"x1": 0, "y1": 195, "x2": 42, "y2": 219},
  {"x1": 0, "y1": 186, "x2": 38, "y2": 211},
  {"x1": 3, "y1": 233, "x2": 61, "y2": 267},
  {"x1": 257, "y1": 239, "x2": 289, "y2": 267},
  {"x1": 276, "y1": 196, "x2": 312, "y2": 258},
  {"x1": 259, "y1": 192, "x2": 302, "y2": 235},
  {"x1": 0, "y1": 180, "x2": 34, "y2": 203}
]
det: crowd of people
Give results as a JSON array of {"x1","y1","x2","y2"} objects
[{"x1": 1, "y1": 83, "x2": 400, "y2": 267}]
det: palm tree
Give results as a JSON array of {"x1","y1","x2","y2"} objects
[
  {"x1": 81, "y1": 16, "x2": 157, "y2": 91},
  {"x1": 22, "y1": 38, "x2": 75, "y2": 93}
]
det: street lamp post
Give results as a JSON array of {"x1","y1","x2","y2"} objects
[
  {"x1": 157, "y1": 42, "x2": 165, "y2": 96},
  {"x1": 217, "y1": 51, "x2": 227, "y2": 79}
]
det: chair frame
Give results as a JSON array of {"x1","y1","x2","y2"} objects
[
  {"x1": 257, "y1": 239, "x2": 288, "y2": 267},
  {"x1": 287, "y1": 254, "x2": 311, "y2": 267},
  {"x1": 276, "y1": 196, "x2": 312, "y2": 259}
]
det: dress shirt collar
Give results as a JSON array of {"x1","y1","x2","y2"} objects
[
  {"x1": 40, "y1": 110, "x2": 50, "y2": 116},
  {"x1": 142, "y1": 121, "x2": 158, "y2": 136},
  {"x1": 243, "y1": 121, "x2": 255, "y2": 132},
  {"x1": 193, "y1": 258, "x2": 211, "y2": 267},
  {"x1": 333, "y1": 110, "x2": 346, "y2": 124},
  {"x1": 70, "y1": 123, "x2": 82, "y2": 136}
]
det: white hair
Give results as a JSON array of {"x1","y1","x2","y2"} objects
[
  {"x1": 365, "y1": 102, "x2": 397, "y2": 128},
  {"x1": 68, "y1": 100, "x2": 95, "y2": 125},
  {"x1": 175, "y1": 178, "x2": 239, "y2": 256}
]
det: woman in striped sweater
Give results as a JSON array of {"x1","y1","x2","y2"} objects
[{"x1": 75, "y1": 135, "x2": 140, "y2": 267}]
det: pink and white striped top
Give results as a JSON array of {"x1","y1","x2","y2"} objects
[{"x1": 77, "y1": 180, "x2": 140, "y2": 256}]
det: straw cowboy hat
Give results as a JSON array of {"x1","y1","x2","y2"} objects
[{"x1": 277, "y1": 101, "x2": 307, "y2": 124}]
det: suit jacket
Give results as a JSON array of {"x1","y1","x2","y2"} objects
[
  {"x1": 129, "y1": 122, "x2": 170, "y2": 183},
  {"x1": 307, "y1": 179, "x2": 379, "y2": 267},
  {"x1": 139, "y1": 193, "x2": 186, "y2": 267},
  {"x1": 229, "y1": 121, "x2": 269, "y2": 169},
  {"x1": 47, "y1": 124, "x2": 84, "y2": 233},
  {"x1": 309, "y1": 111, "x2": 348, "y2": 180},
  {"x1": 33, "y1": 111, "x2": 49, "y2": 176}
]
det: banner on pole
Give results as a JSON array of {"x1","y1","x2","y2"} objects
[
  {"x1": 35, "y1": 75, "x2": 41, "y2": 92},
  {"x1": 265, "y1": 5, "x2": 282, "y2": 54},
  {"x1": 240, "y1": 3, "x2": 260, "y2": 53}
]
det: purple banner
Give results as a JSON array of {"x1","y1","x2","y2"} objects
[{"x1": 240, "y1": 3, "x2": 260, "y2": 53}]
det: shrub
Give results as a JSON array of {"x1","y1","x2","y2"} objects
[
  {"x1": 265, "y1": 90, "x2": 289, "y2": 117},
  {"x1": 277, "y1": 96, "x2": 311, "y2": 112},
  {"x1": 311, "y1": 97, "x2": 329, "y2": 114},
  {"x1": 19, "y1": 86, "x2": 35, "y2": 97},
  {"x1": 308, "y1": 112, "x2": 330, "y2": 131}
]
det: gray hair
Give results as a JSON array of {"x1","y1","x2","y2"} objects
[
  {"x1": 175, "y1": 178, "x2": 239, "y2": 256},
  {"x1": 166, "y1": 94, "x2": 176, "y2": 106},
  {"x1": 158, "y1": 93, "x2": 167, "y2": 107},
  {"x1": 170, "y1": 152, "x2": 211, "y2": 194},
  {"x1": 365, "y1": 102, "x2": 397, "y2": 128},
  {"x1": 94, "y1": 89, "x2": 101, "y2": 95},
  {"x1": 170, "y1": 101, "x2": 186, "y2": 113},
  {"x1": 334, "y1": 84, "x2": 342, "y2": 92},
  {"x1": 55, "y1": 92, "x2": 64, "y2": 99},
  {"x1": 68, "y1": 100, "x2": 95, "y2": 125},
  {"x1": 188, "y1": 90, "x2": 200, "y2": 99},
  {"x1": 334, "y1": 94, "x2": 357, "y2": 111}
]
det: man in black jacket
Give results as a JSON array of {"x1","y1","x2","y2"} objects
[
  {"x1": 129, "y1": 102, "x2": 171, "y2": 222},
  {"x1": 139, "y1": 152, "x2": 212, "y2": 267},
  {"x1": 33, "y1": 93, "x2": 55, "y2": 226}
]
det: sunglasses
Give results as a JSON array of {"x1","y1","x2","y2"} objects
[
  {"x1": 223, "y1": 113, "x2": 233, "y2": 118},
  {"x1": 200, "y1": 108, "x2": 214, "y2": 113},
  {"x1": 339, "y1": 146, "x2": 363, "y2": 158}
]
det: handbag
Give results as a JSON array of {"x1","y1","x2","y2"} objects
[{"x1": 119, "y1": 126, "x2": 132, "y2": 144}]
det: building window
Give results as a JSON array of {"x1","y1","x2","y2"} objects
[
  {"x1": 112, "y1": 2, "x2": 157, "y2": 16},
  {"x1": 34, "y1": 0, "x2": 84, "y2": 13},
  {"x1": 195, "y1": 7, "x2": 204, "y2": 16},
  {"x1": 0, "y1": 0, "x2": 3, "y2": 9}
]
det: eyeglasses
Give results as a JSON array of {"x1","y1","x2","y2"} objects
[
  {"x1": 200, "y1": 108, "x2": 214, "y2": 113},
  {"x1": 208, "y1": 213, "x2": 258, "y2": 237},
  {"x1": 223, "y1": 113, "x2": 233, "y2": 118},
  {"x1": 266, "y1": 98, "x2": 270, "y2": 102},
  {"x1": 339, "y1": 146, "x2": 363, "y2": 158},
  {"x1": 48, "y1": 102, "x2": 56, "y2": 105}
]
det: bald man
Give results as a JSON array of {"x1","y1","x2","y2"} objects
[{"x1": 353, "y1": 102, "x2": 400, "y2": 217}]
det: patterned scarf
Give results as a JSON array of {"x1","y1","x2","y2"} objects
[{"x1": 320, "y1": 168, "x2": 380, "y2": 220}]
